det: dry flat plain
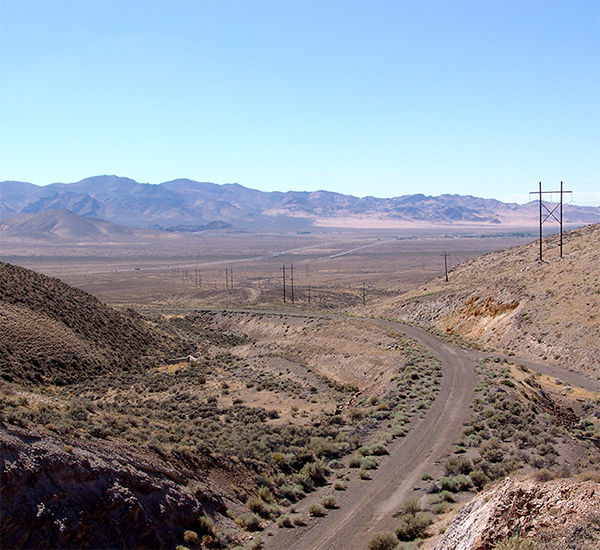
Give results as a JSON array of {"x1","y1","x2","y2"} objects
[
  {"x1": 3, "y1": 225, "x2": 600, "y2": 550},
  {"x1": 1, "y1": 229, "x2": 537, "y2": 310}
]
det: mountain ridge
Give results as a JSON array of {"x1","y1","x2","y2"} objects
[{"x1": 2, "y1": 175, "x2": 599, "y2": 230}]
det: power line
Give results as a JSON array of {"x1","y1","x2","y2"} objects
[{"x1": 529, "y1": 181, "x2": 572, "y2": 261}]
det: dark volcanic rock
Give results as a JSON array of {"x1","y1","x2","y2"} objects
[{"x1": 0, "y1": 425, "x2": 220, "y2": 549}]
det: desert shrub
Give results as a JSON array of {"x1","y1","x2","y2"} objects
[
  {"x1": 444, "y1": 456, "x2": 473, "y2": 476},
  {"x1": 277, "y1": 515, "x2": 293, "y2": 528},
  {"x1": 432, "y1": 502, "x2": 449, "y2": 514},
  {"x1": 308, "y1": 503, "x2": 326, "y2": 517},
  {"x1": 439, "y1": 490, "x2": 455, "y2": 503},
  {"x1": 257, "y1": 486, "x2": 275, "y2": 503},
  {"x1": 247, "y1": 497, "x2": 278, "y2": 518},
  {"x1": 183, "y1": 530, "x2": 200, "y2": 546},
  {"x1": 368, "y1": 531, "x2": 398, "y2": 550},
  {"x1": 293, "y1": 515, "x2": 307, "y2": 526},
  {"x1": 395, "y1": 511, "x2": 434, "y2": 541},
  {"x1": 333, "y1": 480, "x2": 346, "y2": 491},
  {"x1": 279, "y1": 484, "x2": 305, "y2": 502},
  {"x1": 349, "y1": 456, "x2": 362, "y2": 468},
  {"x1": 242, "y1": 536, "x2": 263, "y2": 550},
  {"x1": 196, "y1": 515, "x2": 214, "y2": 535},
  {"x1": 534, "y1": 468, "x2": 555, "y2": 482},
  {"x1": 300, "y1": 461, "x2": 327, "y2": 485},
  {"x1": 237, "y1": 513, "x2": 262, "y2": 531},
  {"x1": 360, "y1": 457, "x2": 378, "y2": 470},
  {"x1": 320, "y1": 495, "x2": 337, "y2": 509},
  {"x1": 439, "y1": 477, "x2": 458, "y2": 492},
  {"x1": 400, "y1": 497, "x2": 421, "y2": 515},
  {"x1": 370, "y1": 443, "x2": 389, "y2": 456},
  {"x1": 201, "y1": 534, "x2": 217, "y2": 548},
  {"x1": 454, "y1": 474, "x2": 471, "y2": 491},
  {"x1": 480, "y1": 438, "x2": 505, "y2": 463},
  {"x1": 494, "y1": 536, "x2": 538, "y2": 549},
  {"x1": 358, "y1": 469, "x2": 371, "y2": 480}
]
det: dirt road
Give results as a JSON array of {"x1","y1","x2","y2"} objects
[
  {"x1": 263, "y1": 319, "x2": 480, "y2": 550},
  {"x1": 261, "y1": 316, "x2": 600, "y2": 550}
]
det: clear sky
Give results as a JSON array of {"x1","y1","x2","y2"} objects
[{"x1": 1, "y1": 0, "x2": 599, "y2": 205}]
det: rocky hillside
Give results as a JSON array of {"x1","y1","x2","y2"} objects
[
  {"x1": 383, "y1": 223, "x2": 600, "y2": 377},
  {"x1": 0, "y1": 262, "x2": 174, "y2": 384},
  {"x1": 428, "y1": 474, "x2": 600, "y2": 550},
  {"x1": 1, "y1": 425, "x2": 240, "y2": 549}
]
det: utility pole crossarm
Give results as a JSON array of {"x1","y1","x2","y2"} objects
[{"x1": 529, "y1": 181, "x2": 572, "y2": 261}]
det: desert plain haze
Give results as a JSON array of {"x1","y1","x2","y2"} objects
[{"x1": 0, "y1": 1, "x2": 598, "y2": 205}]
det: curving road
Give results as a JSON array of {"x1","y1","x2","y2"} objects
[
  {"x1": 264, "y1": 319, "x2": 480, "y2": 550},
  {"x1": 262, "y1": 316, "x2": 600, "y2": 550}
]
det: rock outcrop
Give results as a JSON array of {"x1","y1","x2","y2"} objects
[
  {"x1": 432, "y1": 476, "x2": 600, "y2": 550},
  {"x1": 0, "y1": 425, "x2": 227, "y2": 549}
]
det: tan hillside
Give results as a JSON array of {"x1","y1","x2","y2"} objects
[{"x1": 382, "y1": 223, "x2": 600, "y2": 377}]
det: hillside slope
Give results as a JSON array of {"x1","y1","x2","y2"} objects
[
  {"x1": 0, "y1": 262, "x2": 173, "y2": 384},
  {"x1": 0, "y1": 209, "x2": 178, "y2": 243},
  {"x1": 428, "y1": 475, "x2": 600, "y2": 550},
  {"x1": 382, "y1": 223, "x2": 600, "y2": 377}
]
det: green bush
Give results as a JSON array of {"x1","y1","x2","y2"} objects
[
  {"x1": 196, "y1": 515, "x2": 214, "y2": 535},
  {"x1": 238, "y1": 513, "x2": 262, "y2": 531},
  {"x1": 360, "y1": 456, "x2": 378, "y2": 470},
  {"x1": 494, "y1": 536, "x2": 538, "y2": 550},
  {"x1": 300, "y1": 461, "x2": 327, "y2": 485},
  {"x1": 440, "y1": 476, "x2": 458, "y2": 492},
  {"x1": 320, "y1": 495, "x2": 337, "y2": 509},
  {"x1": 349, "y1": 456, "x2": 362, "y2": 468},
  {"x1": 367, "y1": 531, "x2": 398, "y2": 550},
  {"x1": 444, "y1": 456, "x2": 473, "y2": 475},
  {"x1": 277, "y1": 515, "x2": 293, "y2": 528},
  {"x1": 183, "y1": 530, "x2": 200, "y2": 546},
  {"x1": 308, "y1": 503, "x2": 326, "y2": 517},
  {"x1": 370, "y1": 443, "x2": 389, "y2": 456},
  {"x1": 395, "y1": 511, "x2": 434, "y2": 541},
  {"x1": 333, "y1": 480, "x2": 346, "y2": 491},
  {"x1": 470, "y1": 469, "x2": 489, "y2": 490}
]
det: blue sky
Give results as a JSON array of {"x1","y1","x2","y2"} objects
[{"x1": 1, "y1": 0, "x2": 599, "y2": 205}]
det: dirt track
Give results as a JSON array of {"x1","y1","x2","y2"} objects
[
  {"x1": 262, "y1": 317, "x2": 600, "y2": 550},
  {"x1": 263, "y1": 319, "x2": 480, "y2": 550}
]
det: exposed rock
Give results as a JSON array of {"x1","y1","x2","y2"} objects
[
  {"x1": 431, "y1": 476, "x2": 600, "y2": 550},
  {"x1": 0, "y1": 424, "x2": 229, "y2": 549}
]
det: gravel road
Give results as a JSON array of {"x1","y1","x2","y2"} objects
[
  {"x1": 262, "y1": 317, "x2": 600, "y2": 550},
  {"x1": 263, "y1": 319, "x2": 480, "y2": 550}
]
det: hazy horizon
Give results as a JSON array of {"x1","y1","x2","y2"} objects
[{"x1": 1, "y1": 1, "x2": 598, "y2": 205}]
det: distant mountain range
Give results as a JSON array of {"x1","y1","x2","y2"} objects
[{"x1": 2, "y1": 175, "x2": 599, "y2": 231}]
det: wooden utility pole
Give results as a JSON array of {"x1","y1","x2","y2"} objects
[
  {"x1": 282, "y1": 265, "x2": 286, "y2": 303},
  {"x1": 529, "y1": 181, "x2": 572, "y2": 261},
  {"x1": 441, "y1": 252, "x2": 449, "y2": 282},
  {"x1": 361, "y1": 282, "x2": 366, "y2": 306},
  {"x1": 290, "y1": 264, "x2": 295, "y2": 304}
]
